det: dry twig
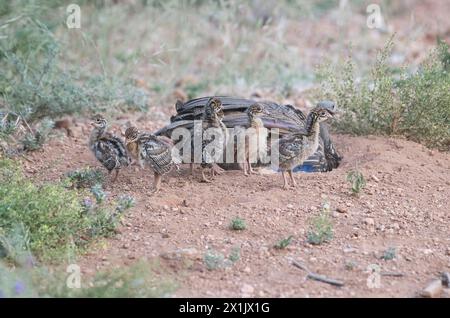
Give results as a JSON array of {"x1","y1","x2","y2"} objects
[{"x1": 292, "y1": 260, "x2": 344, "y2": 287}]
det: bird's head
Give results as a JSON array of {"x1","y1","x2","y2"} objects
[
  {"x1": 204, "y1": 97, "x2": 224, "y2": 120},
  {"x1": 125, "y1": 126, "x2": 139, "y2": 143},
  {"x1": 310, "y1": 101, "x2": 336, "y2": 123},
  {"x1": 91, "y1": 115, "x2": 107, "y2": 129},
  {"x1": 247, "y1": 103, "x2": 269, "y2": 117}
]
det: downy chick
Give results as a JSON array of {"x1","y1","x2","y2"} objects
[
  {"x1": 273, "y1": 104, "x2": 334, "y2": 189},
  {"x1": 125, "y1": 126, "x2": 173, "y2": 193},
  {"x1": 89, "y1": 115, "x2": 130, "y2": 182}
]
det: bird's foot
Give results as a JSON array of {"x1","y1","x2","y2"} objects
[
  {"x1": 201, "y1": 170, "x2": 212, "y2": 183},
  {"x1": 212, "y1": 164, "x2": 225, "y2": 175}
]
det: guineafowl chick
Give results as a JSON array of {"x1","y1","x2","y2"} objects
[
  {"x1": 89, "y1": 115, "x2": 130, "y2": 182},
  {"x1": 241, "y1": 103, "x2": 269, "y2": 176},
  {"x1": 274, "y1": 103, "x2": 334, "y2": 189},
  {"x1": 198, "y1": 97, "x2": 228, "y2": 182},
  {"x1": 125, "y1": 126, "x2": 173, "y2": 193}
]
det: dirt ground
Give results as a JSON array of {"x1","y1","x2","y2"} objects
[
  {"x1": 14, "y1": 0, "x2": 450, "y2": 298},
  {"x1": 21, "y1": 113, "x2": 450, "y2": 298}
]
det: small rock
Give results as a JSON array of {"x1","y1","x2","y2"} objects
[
  {"x1": 420, "y1": 280, "x2": 443, "y2": 298},
  {"x1": 336, "y1": 207, "x2": 347, "y2": 214},
  {"x1": 162, "y1": 233, "x2": 170, "y2": 238},
  {"x1": 241, "y1": 283, "x2": 254, "y2": 295},
  {"x1": 441, "y1": 272, "x2": 450, "y2": 287},
  {"x1": 364, "y1": 218, "x2": 375, "y2": 226},
  {"x1": 287, "y1": 204, "x2": 294, "y2": 209},
  {"x1": 244, "y1": 266, "x2": 251, "y2": 273},
  {"x1": 371, "y1": 175, "x2": 380, "y2": 182},
  {"x1": 391, "y1": 223, "x2": 400, "y2": 230},
  {"x1": 423, "y1": 249, "x2": 433, "y2": 255},
  {"x1": 343, "y1": 247, "x2": 357, "y2": 253}
]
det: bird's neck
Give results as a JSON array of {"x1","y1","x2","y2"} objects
[
  {"x1": 248, "y1": 113, "x2": 263, "y2": 129},
  {"x1": 203, "y1": 113, "x2": 221, "y2": 127},
  {"x1": 89, "y1": 127, "x2": 105, "y2": 145},
  {"x1": 305, "y1": 112, "x2": 320, "y2": 136}
]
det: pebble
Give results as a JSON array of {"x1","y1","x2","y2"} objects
[
  {"x1": 241, "y1": 283, "x2": 254, "y2": 295},
  {"x1": 420, "y1": 280, "x2": 443, "y2": 298},
  {"x1": 343, "y1": 247, "x2": 358, "y2": 253},
  {"x1": 441, "y1": 272, "x2": 450, "y2": 287},
  {"x1": 364, "y1": 218, "x2": 375, "y2": 226},
  {"x1": 336, "y1": 207, "x2": 347, "y2": 214}
]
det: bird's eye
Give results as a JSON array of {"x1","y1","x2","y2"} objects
[{"x1": 320, "y1": 111, "x2": 326, "y2": 116}]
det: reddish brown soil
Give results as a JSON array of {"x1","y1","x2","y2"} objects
[{"x1": 22, "y1": 116, "x2": 450, "y2": 298}]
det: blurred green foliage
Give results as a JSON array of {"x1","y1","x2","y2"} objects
[{"x1": 317, "y1": 37, "x2": 450, "y2": 150}]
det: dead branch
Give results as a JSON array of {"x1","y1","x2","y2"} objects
[
  {"x1": 292, "y1": 260, "x2": 345, "y2": 287},
  {"x1": 381, "y1": 271, "x2": 404, "y2": 277}
]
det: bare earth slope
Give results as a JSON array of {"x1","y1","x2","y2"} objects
[{"x1": 23, "y1": 123, "x2": 450, "y2": 297}]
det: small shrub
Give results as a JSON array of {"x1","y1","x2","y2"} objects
[
  {"x1": 344, "y1": 260, "x2": 357, "y2": 271},
  {"x1": 0, "y1": 159, "x2": 122, "y2": 261},
  {"x1": 274, "y1": 235, "x2": 293, "y2": 250},
  {"x1": 66, "y1": 168, "x2": 104, "y2": 189},
  {"x1": 230, "y1": 217, "x2": 246, "y2": 231},
  {"x1": 381, "y1": 247, "x2": 396, "y2": 261},
  {"x1": 0, "y1": 260, "x2": 175, "y2": 298},
  {"x1": 346, "y1": 169, "x2": 366, "y2": 195},
  {"x1": 228, "y1": 247, "x2": 241, "y2": 263},
  {"x1": 307, "y1": 203, "x2": 333, "y2": 245},
  {"x1": 203, "y1": 249, "x2": 225, "y2": 270},
  {"x1": 316, "y1": 38, "x2": 450, "y2": 150},
  {"x1": 21, "y1": 118, "x2": 54, "y2": 151},
  {"x1": 116, "y1": 195, "x2": 135, "y2": 213},
  {"x1": 90, "y1": 184, "x2": 106, "y2": 204},
  {"x1": 203, "y1": 247, "x2": 240, "y2": 270}
]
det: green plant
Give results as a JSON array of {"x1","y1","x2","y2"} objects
[
  {"x1": 66, "y1": 167, "x2": 104, "y2": 189},
  {"x1": 230, "y1": 217, "x2": 246, "y2": 231},
  {"x1": 307, "y1": 203, "x2": 333, "y2": 245},
  {"x1": 116, "y1": 195, "x2": 135, "y2": 213},
  {"x1": 21, "y1": 118, "x2": 54, "y2": 151},
  {"x1": 0, "y1": 260, "x2": 175, "y2": 298},
  {"x1": 381, "y1": 247, "x2": 396, "y2": 261},
  {"x1": 346, "y1": 169, "x2": 366, "y2": 195},
  {"x1": 274, "y1": 235, "x2": 293, "y2": 249},
  {"x1": 203, "y1": 249, "x2": 225, "y2": 270},
  {"x1": 90, "y1": 184, "x2": 106, "y2": 204},
  {"x1": 316, "y1": 38, "x2": 450, "y2": 150},
  {"x1": 344, "y1": 260, "x2": 357, "y2": 271},
  {"x1": 228, "y1": 246, "x2": 240, "y2": 263},
  {"x1": 0, "y1": 159, "x2": 122, "y2": 261},
  {"x1": 202, "y1": 246, "x2": 241, "y2": 270}
]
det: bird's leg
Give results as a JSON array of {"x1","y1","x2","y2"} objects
[
  {"x1": 111, "y1": 169, "x2": 119, "y2": 182},
  {"x1": 243, "y1": 161, "x2": 249, "y2": 176},
  {"x1": 201, "y1": 168, "x2": 212, "y2": 183},
  {"x1": 288, "y1": 170, "x2": 297, "y2": 187},
  {"x1": 190, "y1": 163, "x2": 194, "y2": 176},
  {"x1": 249, "y1": 162, "x2": 256, "y2": 174},
  {"x1": 282, "y1": 171, "x2": 289, "y2": 190},
  {"x1": 212, "y1": 163, "x2": 225, "y2": 175},
  {"x1": 152, "y1": 172, "x2": 161, "y2": 194}
]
